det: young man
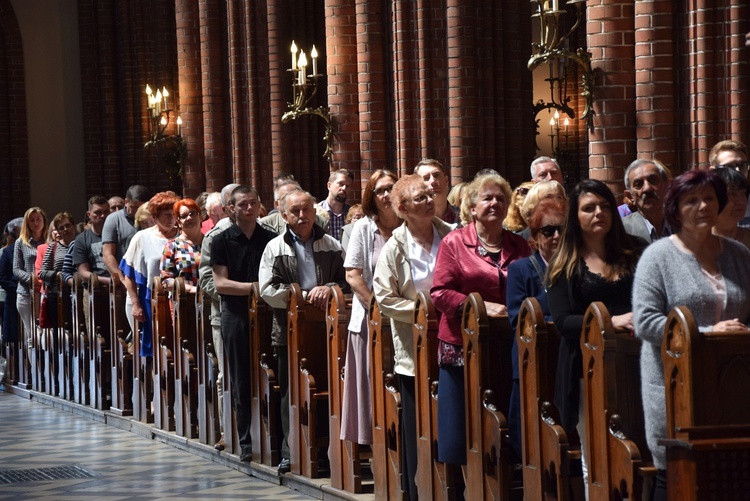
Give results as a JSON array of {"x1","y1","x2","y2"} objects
[{"x1": 316, "y1": 169, "x2": 353, "y2": 240}]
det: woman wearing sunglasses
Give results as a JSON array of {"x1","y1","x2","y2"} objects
[
  {"x1": 160, "y1": 198, "x2": 204, "y2": 294},
  {"x1": 505, "y1": 196, "x2": 566, "y2": 462},
  {"x1": 546, "y1": 179, "x2": 646, "y2": 496}
]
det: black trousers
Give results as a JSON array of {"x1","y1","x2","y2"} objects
[
  {"x1": 220, "y1": 306, "x2": 252, "y2": 454},
  {"x1": 400, "y1": 375, "x2": 418, "y2": 501},
  {"x1": 275, "y1": 345, "x2": 290, "y2": 459}
]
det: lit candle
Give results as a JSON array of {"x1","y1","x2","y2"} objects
[
  {"x1": 155, "y1": 89, "x2": 162, "y2": 114},
  {"x1": 549, "y1": 116, "x2": 555, "y2": 127},
  {"x1": 564, "y1": 117, "x2": 570, "y2": 128},
  {"x1": 162, "y1": 87, "x2": 169, "y2": 111},
  {"x1": 160, "y1": 116, "x2": 167, "y2": 126},
  {"x1": 176, "y1": 116, "x2": 182, "y2": 136},
  {"x1": 311, "y1": 45, "x2": 318, "y2": 75},
  {"x1": 554, "y1": 109, "x2": 560, "y2": 120},
  {"x1": 291, "y1": 41, "x2": 298, "y2": 70},
  {"x1": 145, "y1": 84, "x2": 152, "y2": 97},
  {"x1": 298, "y1": 51, "x2": 307, "y2": 85}
]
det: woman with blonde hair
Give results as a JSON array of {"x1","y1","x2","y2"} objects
[
  {"x1": 503, "y1": 181, "x2": 535, "y2": 232},
  {"x1": 13, "y1": 207, "x2": 49, "y2": 350},
  {"x1": 520, "y1": 180, "x2": 566, "y2": 224}
]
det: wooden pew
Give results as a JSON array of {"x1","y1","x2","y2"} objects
[
  {"x1": 249, "y1": 282, "x2": 280, "y2": 466},
  {"x1": 132, "y1": 279, "x2": 153, "y2": 423},
  {"x1": 2, "y1": 335, "x2": 19, "y2": 387},
  {"x1": 326, "y1": 285, "x2": 364, "y2": 492},
  {"x1": 461, "y1": 292, "x2": 517, "y2": 501},
  {"x1": 71, "y1": 274, "x2": 89, "y2": 405},
  {"x1": 661, "y1": 306, "x2": 750, "y2": 501},
  {"x1": 369, "y1": 295, "x2": 405, "y2": 500},
  {"x1": 41, "y1": 278, "x2": 58, "y2": 396},
  {"x1": 89, "y1": 274, "x2": 111, "y2": 410},
  {"x1": 287, "y1": 283, "x2": 330, "y2": 478},
  {"x1": 413, "y1": 290, "x2": 457, "y2": 500},
  {"x1": 57, "y1": 275, "x2": 73, "y2": 401},
  {"x1": 172, "y1": 278, "x2": 199, "y2": 438},
  {"x1": 30, "y1": 274, "x2": 45, "y2": 393},
  {"x1": 109, "y1": 274, "x2": 133, "y2": 416},
  {"x1": 581, "y1": 302, "x2": 653, "y2": 501},
  {"x1": 152, "y1": 278, "x2": 174, "y2": 431},
  {"x1": 196, "y1": 288, "x2": 220, "y2": 446},
  {"x1": 516, "y1": 297, "x2": 575, "y2": 501},
  {"x1": 221, "y1": 337, "x2": 240, "y2": 456}
]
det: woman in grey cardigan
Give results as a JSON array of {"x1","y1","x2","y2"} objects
[{"x1": 633, "y1": 169, "x2": 750, "y2": 501}]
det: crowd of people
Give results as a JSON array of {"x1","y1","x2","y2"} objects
[{"x1": 1, "y1": 139, "x2": 749, "y2": 500}]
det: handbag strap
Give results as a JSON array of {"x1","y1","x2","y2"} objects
[{"x1": 529, "y1": 253, "x2": 547, "y2": 293}]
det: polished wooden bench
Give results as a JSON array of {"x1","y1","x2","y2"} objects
[
  {"x1": 413, "y1": 290, "x2": 457, "y2": 500},
  {"x1": 661, "y1": 305, "x2": 750, "y2": 501},
  {"x1": 40, "y1": 276, "x2": 59, "y2": 396},
  {"x1": 132, "y1": 277, "x2": 153, "y2": 424},
  {"x1": 326, "y1": 284, "x2": 364, "y2": 492},
  {"x1": 369, "y1": 295, "x2": 405, "y2": 500},
  {"x1": 30, "y1": 274, "x2": 45, "y2": 393},
  {"x1": 71, "y1": 274, "x2": 90, "y2": 405},
  {"x1": 109, "y1": 274, "x2": 133, "y2": 416},
  {"x1": 196, "y1": 288, "x2": 220, "y2": 446},
  {"x1": 152, "y1": 278, "x2": 174, "y2": 431},
  {"x1": 581, "y1": 302, "x2": 653, "y2": 501},
  {"x1": 172, "y1": 278, "x2": 198, "y2": 438},
  {"x1": 517, "y1": 297, "x2": 577, "y2": 500},
  {"x1": 287, "y1": 283, "x2": 329, "y2": 478},
  {"x1": 57, "y1": 275, "x2": 73, "y2": 400},
  {"x1": 249, "y1": 282, "x2": 280, "y2": 465},
  {"x1": 461, "y1": 292, "x2": 518, "y2": 501},
  {"x1": 89, "y1": 274, "x2": 111, "y2": 410}
]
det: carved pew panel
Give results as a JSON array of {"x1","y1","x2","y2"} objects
[
  {"x1": 196, "y1": 289, "x2": 220, "y2": 446},
  {"x1": 221, "y1": 342, "x2": 240, "y2": 456},
  {"x1": 287, "y1": 283, "x2": 329, "y2": 479},
  {"x1": 41, "y1": 276, "x2": 60, "y2": 397},
  {"x1": 582, "y1": 302, "x2": 651, "y2": 501},
  {"x1": 172, "y1": 278, "x2": 199, "y2": 439},
  {"x1": 661, "y1": 306, "x2": 750, "y2": 501},
  {"x1": 326, "y1": 285, "x2": 361, "y2": 492},
  {"x1": 413, "y1": 291, "x2": 456, "y2": 500},
  {"x1": 249, "y1": 282, "x2": 280, "y2": 466},
  {"x1": 152, "y1": 278, "x2": 174, "y2": 431},
  {"x1": 30, "y1": 274, "x2": 45, "y2": 393},
  {"x1": 57, "y1": 276, "x2": 73, "y2": 400},
  {"x1": 71, "y1": 274, "x2": 89, "y2": 405},
  {"x1": 369, "y1": 295, "x2": 405, "y2": 501},
  {"x1": 89, "y1": 274, "x2": 111, "y2": 410},
  {"x1": 462, "y1": 292, "x2": 516, "y2": 501},
  {"x1": 109, "y1": 274, "x2": 133, "y2": 416},
  {"x1": 517, "y1": 297, "x2": 573, "y2": 500}
]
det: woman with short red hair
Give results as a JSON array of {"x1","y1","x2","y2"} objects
[{"x1": 160, "y1": 198, "x2": 203, "y2": 293}]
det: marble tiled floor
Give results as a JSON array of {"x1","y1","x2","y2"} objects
[{"x1": 0, "y1": 389, "x2": 313, "y2": 500}]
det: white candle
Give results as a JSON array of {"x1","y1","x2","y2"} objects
[
  {"x1": 162, "y1": 87, "x2": 169, "y2": 111},
  {"x1": 552, "y1": 0, "x2": 558, "y2": 10},
  {"x1": 155, "y1": 89, "x2": 162, "y2": 114},
  {"x1": 298, "y1": 51, "x2": 307, "y2": 85},
  {"x1": 291, "y1": 41, "x2": 298, "y2": 70},
  {"x1": 311, "y1": 45, "x2": 318, "y2": 75},
  {"x1": 177, "y1": 116, "x2": 182, "y2": 136}
]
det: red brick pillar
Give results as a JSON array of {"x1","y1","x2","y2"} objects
[
  {"x1": 634, "y1": 0, "x2": 678, "y2": 170},
  {"x1": 355, "y1": 0, "x2": 388, "y2": 189},
  {"x1": 326, "y1": 0, "x2": 360, "y2": 173},
  {"x1": 587, "y1": 0, "x2": 636, "y2": 197}
]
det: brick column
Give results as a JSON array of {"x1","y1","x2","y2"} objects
[{"x1": 587, "y1": 0, "x2": 636, "y2": 197}]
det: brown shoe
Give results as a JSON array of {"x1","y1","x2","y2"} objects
[{"x1": 214, "y1": 436, "x2": 226, "y2": 451}]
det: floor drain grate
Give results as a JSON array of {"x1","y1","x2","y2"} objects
[{"x1": 0, "y1": 465, "x2": 95, "y2": 484}]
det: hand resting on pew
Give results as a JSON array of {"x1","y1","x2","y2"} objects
[
  {"x1": 611, "y1": 312, "x2": 634, "y2": 333},
  {"x1": 484, "y1": 301, "x2": 508, "y2": 318},
  {"x1": 306, "y1": 285, "x2": 330, "y2": 310},
  {"x1": 711, "y1": 318, "x2": 747, "y2": 332}
]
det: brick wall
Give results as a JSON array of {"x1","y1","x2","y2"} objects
[{"x1": 0, "y1": 0, "x2": 29, "y2": 223}]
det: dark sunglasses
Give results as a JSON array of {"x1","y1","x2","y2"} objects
[
  {"x1": 516, "y1": 187, "x2": 530, "y2": 196},
  {"x1": 539, "y1": 225, "x2": 562, "y2": 237},
  {"x1": 715, "y1": 161, "x2": 750, "y2": 173},
  {"x1": 373, "y1": 185, "x2": 395, "y2": 196}
]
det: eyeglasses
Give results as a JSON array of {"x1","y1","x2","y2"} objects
[
  {"x1": 538, "y1": 225, "x2": 562, "y2": 238},
  {"x1": 178, "y1": 210, "x2": 200, "y2": 220},
  {"x1": 516, "y1": 187, "x2": 530, "y2": 196},
  {"x1": 373, "y1": 185, "x2": 394, "y2": 196},
  {"x1": 716, "y1": 161, "x2": 750, "y2": 174}
]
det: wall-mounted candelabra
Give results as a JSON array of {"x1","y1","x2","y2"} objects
[
  {"x1": 144, "y1": 84, "x2": 186, "y2": 192},
  {"x1": 281, "y1": 41, "x2": 333, "y2": 161},
  {"x1": 529, "y1": 0, "x2": 594, "y2": 153}
]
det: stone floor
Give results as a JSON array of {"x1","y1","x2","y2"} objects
[{"x1": 0, "y1": 387, "x2": 315, "y2": 500}]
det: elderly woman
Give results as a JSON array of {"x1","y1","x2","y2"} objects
[
  {"x1": 504, "y1": 181, "x2": 535, "y2": 233},
  {"x1": 160, "y1": 198, "x2": 204, "y2": 293},
  {"x1": 373, "y1": 173, "x2": 453, "y2": 501},
  {"x1": 505, "y1": 197, "x2": 566, "y2": 460},
  {"x1": 13, "y1": 207, "x2": 49, "y2": 350},
  {"x1": 120, "y1": 192, "x2": 180, "y2": 357},
  {"x1": 634, "y1": 170, "x2": 750, "y2": 500},
  {"x1": 711, "y1": 167, "x2": 750, "y2": 250},
  {"x1": 546, "y1": 179, "x2": 645, "y2": 493},
  {"x1": 341, "y1": 169, "x2": 401, "y2": 446},
  {"x1": 430, "y1": 173, "x2": 531, "y2": 468}
]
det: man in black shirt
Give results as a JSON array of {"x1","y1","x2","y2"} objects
[{"x1": 211, "y1": 185, "x2": 274, "y2": 462}]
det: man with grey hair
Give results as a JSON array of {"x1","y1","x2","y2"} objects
[
  {"x1": 259, "y1": 187, "x2": 349, "y2": 474},
  {"x1": 530, "y1": 156, "x2": 564, "y2": 184},
  {"x1": 259, "y1": 179, "x2": 329, "y2": 235},
  {"x1": 197, "y1": 182, "x2": 238, "y2": 452},
  {"x1": 621, "y1": 159, "x2": 671, "y2": 243}
]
